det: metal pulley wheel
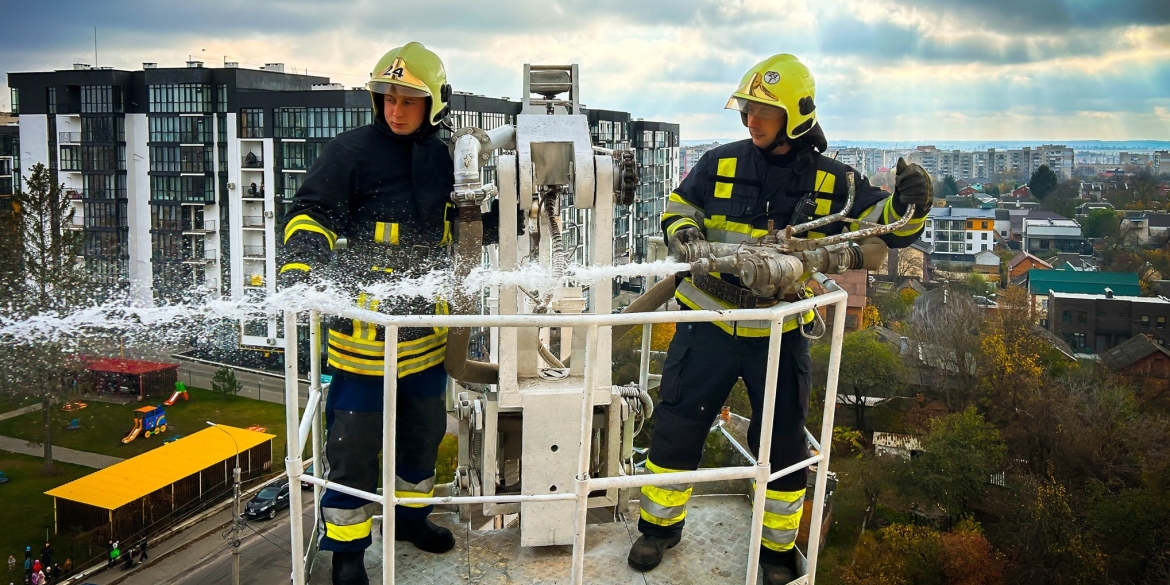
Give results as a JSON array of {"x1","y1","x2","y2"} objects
[{"x1": 613, "y1": 150, "x2": 637, "y2": 206}]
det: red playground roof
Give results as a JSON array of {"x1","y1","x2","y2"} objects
[{"x1": 85, "y1": 357, "x2": 180, "y2": 376}]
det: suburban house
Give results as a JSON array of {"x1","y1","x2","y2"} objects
[
  {"x1": 974, "y1": 250, "x2": 1001, "y2": 281},
  {"x1": 1009, "y1": 251, "x2": 1053, "y2": 281},
  {"x1": 1119, "y1": 212, "x2": 1170, "y2": 246},
  {"x1": 1100, "y1": 334, "x2": 1170, "y2": 403},
  {"x1": 1046, "y1": 289, "x2": 1170, "y2": 354},
  {"x1": 922, "y1": 207, "x2": 998, "y2": 262},
  {"x1": 1023, "y1": 217, "x2": 1086, "y2": 255}
]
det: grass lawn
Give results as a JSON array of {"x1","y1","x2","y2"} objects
[
  {"x1": 0, "y1": 388, "x2": 300, "y2": 461},
  {"x1": 0, "y1": 453, "x2": 96, "y2": 570},
  {"x1": 0, "y1": 392, "x2": 39, "y2": 416}
]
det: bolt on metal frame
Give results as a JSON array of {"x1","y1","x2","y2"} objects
[{"x1": 283, "y1": 274, "x2": 848, "y2": 585}]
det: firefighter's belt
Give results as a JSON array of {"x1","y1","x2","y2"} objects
[{"x1": 691, "y1": 274, "x2": 781, "y2": 309}]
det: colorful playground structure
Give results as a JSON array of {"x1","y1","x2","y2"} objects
[
  {"x1": 164, "y1": 382, "x2": 189, "y2": 406},
  {"x1": 61, "y1": 400, "x2": 88, "y2": 412},
  {"x1": 122, "y1": 405, "x2": 167, "y2": 444}
]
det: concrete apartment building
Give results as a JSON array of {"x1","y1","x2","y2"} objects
[
  {"x1": 8, "y1": 61, "x2": 679, "y2": 350},
  {"x1": 907, "y1": 144, "x2": 1075, "y2": 181}
]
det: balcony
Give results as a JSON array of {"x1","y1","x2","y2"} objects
[
  {"x1": 59, "y1": 160, "x2": 82, "y2": 172},
  {"x1": 65, "y1": 189, "x2": 83, "y2": 200},
  {"x1": 58, "y1": 132, "x2": 82, "y2": 143},
  {"x1": 242, "y1": 154, "x2": 264, "y2": 169},
  {"x1": 182, "y1": 249, "x2": 217, "y2": 264},
  {"x1": 241, "y1": 184, "x2": 266, "y2": 200},
  {"x1": 242, "y1": 215, "x2": 265, "y2": 229},
  {"x1": 242, "y1": 245, "x2": 266, "y2": 259},
  {"x1": 182, "y1": 219, "x2": 217, "y2": 234}
]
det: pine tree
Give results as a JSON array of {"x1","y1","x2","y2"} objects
[{"x1": 211, "y1": 367, "x2": 243, "y2": 395}]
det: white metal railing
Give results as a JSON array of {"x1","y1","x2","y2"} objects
[{"x1": 283, "y1": 273, "x2": 848, "y2": 585}]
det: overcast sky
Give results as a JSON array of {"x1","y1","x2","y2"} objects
[{"x1": 3, "y1": 0, "x2": 1168, "y2": 141}]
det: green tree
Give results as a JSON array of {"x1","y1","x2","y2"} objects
[
  {"x1": 897, "y1": 408, "x2": 1006, "y2": 518},
  {"x1": 1038, "y1": 179, "x2": 1080, "y2": 219},
  {"x1": 812, "y1": 330, "x2": 903, "y2": 431},
  {"x1": 211, "y1": 367, "x2": 243, "y2": 395},
  {"x1": 0, "y1": 163, "x2": 103, "y2": 474},
  {"x1": 939, "y1": 175, "x2": 960, "y2": 197},
  {"x1": 1080, "y1": 208, "x2": 1120, "y2": 239},
  {"x1": 1029, "y1": 165, "x2": 1059, "y2": 200}
]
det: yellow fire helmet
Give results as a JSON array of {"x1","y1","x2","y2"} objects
[
  {"x1": 368, "y1": 42, "x2": 452, "y2": 126},
  {"x1": 725, "y1": 54, "x2": 817, "y2": 140}
]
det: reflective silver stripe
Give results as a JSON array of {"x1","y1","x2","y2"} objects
[
  {"x1": 676, "y1": 279, "x2": 771, "y2": 331},
  {"x1": 765, "y1": 494, "x2": 805, "y2": 516},
  {"x1": 761, "y1": 526, "x2": 798, "y2": 549},
  {"x1": 328, "y1": 330, "x2": 384, "y2": 353},
  {"x1": 398, "y1": 348, "x2": 446, "y2": 377},
  {"x1": 395, "y1": 475, "x2": 436, "y2": 494},
  {"x1": 859, "y1": 200, "x2": 884, "y2": 223},
  {"x1": 322, "y1": 502, "x2": 379, "y2": 526},
  {"x1": 665, "y1": 200, "x2": 700, "y2": 215},
  {"x1": 705, "y1": 229, "x2": 753, "y2": 244},
  {"x1": 655, "y1": 482, "x2": 694, "y2": 494},
  {"x1": 638, "y1": 497, "x2": 687, "y2": 521},
  {"x1": 326, "y1": 351, "x2": 383, "y2": 374}
]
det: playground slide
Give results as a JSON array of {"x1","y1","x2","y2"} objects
[
  {"x1": 164, "y1": 390, "x2": 188, "y2": 406},
  {"x1": 122, "y1": 420, "x2": 142, "y2": 444}
]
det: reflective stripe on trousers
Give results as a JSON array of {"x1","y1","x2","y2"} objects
[
  {"x1": 638, "y1": 459, "x2": 693, "y2": 527},
  {"x1": 753, "y1": 484, "x2": 806, "y2": 552},
  {"x1": 322, "y1": 502, "x2": 379, "y2": 543}
]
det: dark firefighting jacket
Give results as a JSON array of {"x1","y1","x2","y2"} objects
[{"x1": 662, "y1": 139, "x2": 925, "y2": 337}]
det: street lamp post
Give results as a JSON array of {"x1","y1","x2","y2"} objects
[{"x1": 207, "y1": 422, "x2": 242, "y2": 585}]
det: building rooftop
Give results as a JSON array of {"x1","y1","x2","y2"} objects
[
  {"x1": 1050, "y1": 292, "x2": 1170, "y2": 303},
  {"x1": 927, "y1": 207, "x2": 997, "y2": 220},
  {"x1": 1009, "y1": 251, "x2": 1053, "y2": 270},
  {"x1": 1100, "y1": 334, "x2": 1170, "y2": 370},
  {"x1": 1028, "y1": 269, "x2": 1140, "y2": 296}
]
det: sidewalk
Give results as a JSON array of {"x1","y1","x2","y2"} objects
[
  {"x1": 0, "y1": 402, "x2": 42, "y2": 422},
  {"x1": 0, "y1": 434, "x2": 124, "y2": 468}
]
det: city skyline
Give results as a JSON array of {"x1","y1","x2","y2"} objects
[{"x1": 2, "y1": 0, "x2": 1168, "y2": 142}]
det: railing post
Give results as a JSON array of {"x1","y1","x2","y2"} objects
[
  {"x1": 382, "y1": 326, "x2": 400, "y2": 585},
  {"x1": 310, "y1": 310, "x2": 324, "y2": 506},
  {"x1": 284, "y1": 310, "x2": 306, "y2": 585},
  {"x1": 570, "y1": 324, "x2": 600, "y2": 585},
  {"x1": 744, "y1": 317, "x2": 784, "y2": 585},
  {"x1": 804, "y1": 297, "x2": 847, "y2": 583},
  {"x1": 638, "y1": 322, "x2": 652, "y2": 393}
]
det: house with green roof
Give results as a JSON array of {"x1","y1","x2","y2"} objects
[{"x1": 1027, "y1": 268, "x2": 1141, "y2": 316}]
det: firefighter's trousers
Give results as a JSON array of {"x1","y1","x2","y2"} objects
[
  {"x1": 319, "y1": 365, "x2": 447, "y2": 553},
  {"x1": 639, "y1": 322, "x2": 810, "y2": 559}
]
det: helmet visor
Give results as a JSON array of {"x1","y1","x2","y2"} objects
[
  {"x1": 367, "y1": 80, "x2": 430, "y2": 98},
  {"x1": 725, "y1": 97, "x2": 786, "y2": 120}
]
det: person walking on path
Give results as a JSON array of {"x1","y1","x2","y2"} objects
[
  {"x1": 30, "y1": 568, "x2": 45, "y2": 585},
  {"x1": 137, "y1": 537, "x2": 147, "y2": 562},
  {"x1": 23, "y1": 556, "x2": 31, "y2": 580},
  {"x1": 7, "y1": 553, "x2": 14, "y2": 572}
]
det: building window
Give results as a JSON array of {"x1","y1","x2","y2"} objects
[
  {"x1": 274, "y1": 108, "x2": 307, "y2": 139},
  {"x1": 981, "y1": 244, "x2": 988, "y2": 251},
  {"x1": 924, "y1": 231, "x2": 931, "y2": 239},
  {"x1": 148, "y1": 83, "x2": 211, "y2": 113},
  {"x1": 1040, "y1": 240, "x2": 1050, "y2": 250},
  {"x1": 9, "y1": 87, "x2": 17, "y2": 114},
  {"x1": 81, "y1": 145, "x2": 125, "y2": 171},
  {"x1": 82, "y1": 117, "x2": 126, "y2": 142},
  {"x1": 1142, "y1": 315, "x2": 1151, "y2": 328},
  {"x1": 150, "y1": 116, "x2": 210, "y2": 143},
  {"x1": 1062, "y1": 310, "x2": 1072, "y2": 323},
  {"x1": 966, "y1": 232, "x2": 973, "y2": 240},
  {"x1": 1077, "y1": 311, "x2": 1087, "y2": 324},
  {"x1": 81, "y1": 86, "x2": 124, "y2": 114},
  {"x1": 47, "y1": 87, "x2": 57, "y2": 114},
  {"x1": 981, "y1": 232, "x2": 988, "y2": 240},
  {"x1": 216, "y1": 84, "x2": 228, "y2": 113},
  {"x1": 1160, "y1": 316, "x2": 1166, "y2": 330},
  {"x1": 240, "y1": 109, "x2": 265, "y2": 138},
  {"x1": 281, "y1": 142, "x2": 306, "y2": 170},
  {"x1": 966, "y1": 243, "x2": 973, "y2": 251},
  {"x1": 1072, "y1": 332, "x2": 1086, "y2": 349}
]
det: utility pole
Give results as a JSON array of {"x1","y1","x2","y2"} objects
[{"x1": 209, "y1": 422, "x2": 242, "y2": 585}]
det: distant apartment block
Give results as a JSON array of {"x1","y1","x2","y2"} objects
[
  {"x1": 921, "y1": 207, "x2": 999, "y2": 261},
  {"x1": 1047, "y1": 290, "x2": 1170, "y2": 354},
  {"x1": 907, "y1": 144, "x2": 1074, "y2": 181}
]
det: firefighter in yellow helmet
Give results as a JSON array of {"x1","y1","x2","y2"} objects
[
  {"x1": 628, "y1": 54, "x2": 932, "y2": 583},
  {"x1": 278, "y1": 42, "x2": 458, "y2": 585}
]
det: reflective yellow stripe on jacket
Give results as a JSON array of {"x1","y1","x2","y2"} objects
[
  {"x1": 326, "y1": 300, "x2": 450, "y2": 378},
  {"x1": 674, "y1": 278, "x2": 813, "y2": 337},
  {"x1": 284, "y1": 214, "x2": 338, "y2": 249}
]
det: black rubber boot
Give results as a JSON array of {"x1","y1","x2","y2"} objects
[
  {"x1": 761, "y1": 562, "x2": 797, "y2": 585},
  {"x1": 395, "y1": 517, "x2": 455, "y2": 554},
  {"x1": 627, "y1": 532, "x2": 682, "y2": 572},
  {"x1": 331, "y1": 551, "x2": 368, "y2": 585}
]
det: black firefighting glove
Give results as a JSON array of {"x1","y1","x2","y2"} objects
[
  {"x1": 894, "y1": 157, "x2": 933, "y2": 218},
  {"x1": 276, "y1": 232, "x2": 331, "y2": 290}
]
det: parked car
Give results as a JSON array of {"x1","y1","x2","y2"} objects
[
  {"x1": 301, "y1": 463, "x2": 314, "y2": 490},
  {"x1": 245, "y1": 480, "x2": 290, "y2": 520}
]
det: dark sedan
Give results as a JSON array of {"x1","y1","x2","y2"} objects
[{"x1": 245, "y1": 480, "x2": 290, "y2": 520}]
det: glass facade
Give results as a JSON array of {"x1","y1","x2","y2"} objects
[
  {"x1": 240, "y1": 109, "x2": 264, "y2": 138},
  {"x1": 149, "y1": 115, "x2": 211, "y2": 143},
  {"x1": 81, "y1": 86, "x2": 124, "y2": 114},
  {"x1": 82, "y1": 117, "x2": 125, "y2": 142},
  {"x1": 149, "y1": 83, "x2": 212, "y2": 113}
]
